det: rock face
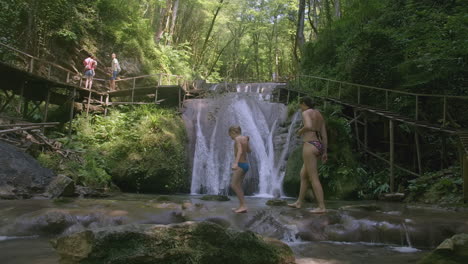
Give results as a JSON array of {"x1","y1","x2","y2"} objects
[
  {"x1": 0, "y1": 141, "x2": 55, "y2": 199},
  {"x1": 45, "y1": 175, "x2": 76, "y2": 198},
  {"x1": 51, "y1": 221, "x2": 295, "y2": 264},
  {"x1": 419, "y1": 233, "x2": 468, "y2": 264}
]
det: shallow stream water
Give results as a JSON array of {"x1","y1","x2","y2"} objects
[{"x1": 2, "y1": 194, "x2": 467, "y2": 263}]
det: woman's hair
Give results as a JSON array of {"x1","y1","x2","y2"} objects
[
  {"x1": 299, "y1": 96, "x2": 315, "y2": 108},
  {"x1": 229, "y1": 126, "x2": 242, "y2": 135}
]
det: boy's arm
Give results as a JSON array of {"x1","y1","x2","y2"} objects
[{"x1": 246, "y1": 136, "x2": 252, "y2": 153}]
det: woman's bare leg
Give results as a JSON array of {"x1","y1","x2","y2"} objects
[
  {"x1": 288, "y1": 165, "x2": 308, "y2": 208},
  {"x1": 303, "y1": 143, "x2": 326, "y2": 213},
  {"x1": 231, "y1": 169, "x2": 247, "y2": 213}
]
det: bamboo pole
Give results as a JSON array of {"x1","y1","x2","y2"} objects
[
  {"x1": 415, "y1": 95, "x2": 419, "y2": 120},
  {"x1": 286, "y1": 90, "x2": 290, "y2": 104},
  {"x1": 442, "y1": 96, "x2": 447, "y2": 126},
  {"x1": 389, "y1": 119, "x2": 395, "y2": 193},
  {"x1": 104, "y1": 94, "x2": 109, "y2": 116}
]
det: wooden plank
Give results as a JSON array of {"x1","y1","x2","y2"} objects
[
  {"x1": 0, "y1": 122, "x2": 59, "y2": 128},
  {"x1": 0, "y1": 124, "x2": 58, "y2": 134}
]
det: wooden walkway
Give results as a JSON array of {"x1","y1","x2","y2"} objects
[
  {"x1": 0, "y1": 42, "x2": 189, "y2": 134},
  {"x1": 279, "y1": 75, "x2": 468, "y2": 202}
]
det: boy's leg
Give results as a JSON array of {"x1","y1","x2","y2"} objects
[
  {"x1": 288, "y1": 165, "x2": 307, "y2": 208},
  {"x1": 230, "y1": 168, "x2": 247, "y2": 212}
]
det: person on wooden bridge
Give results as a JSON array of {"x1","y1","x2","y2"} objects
[
  {"x1": 83, "y1": 55, "x2": 97, "y2": 90},
  {"x1": 288, "y1": 96, "x2": 328, "y2": 214},
  {"x1": 110, "y1": 53, "x2": 121, "y2": 91}
]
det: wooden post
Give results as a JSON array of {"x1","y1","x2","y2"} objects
[
  {"x1": 154, "y1": 88, "x2": 158, "y2": 104},
  {"x1": 415, "y1": 129, "x2": 422, "y2": 175},
  {"x1": 357, "y1": 86, "x2": 361, "y2": 104},
  {"x1": 389, "y1": 119, "x2": 395, "y2": 193},
  {"x1": 385, "y1": 91, "x2": 389, "y2": 110},
  {"x1": 47, "y1": 64, "x2": 52, "y2": 79},
  {"x1": 42, "y1": 86, "x2": 51, "y2": 132},
  {"x1": 354, "y1": 109, "x2": 361, "y2": 151},
  {"x1": 86, "y1": 90, "x2": 92, "y2": 116},
  {"x1": 415, "y1": 95, "x2": 419, "y2": 120},
  {"x1": 29, "y1": 57, "x2": 34, "y2": 73},
  {"x1": 104, "y1": 94, "x2": 109, "y2": 116},
  {"x1": 18, "y1": 81, "x2": 25, "y2": 113},
  {"x1": 286, "y1": 90, "x2": 290, "y2": 104},
  {"x1": 68, "y1": 87, "x2": 76, "y2": 141},
  {"x1": 338, "y1": 83, "x2": 342, "y2": 99},
  {"x1": 66, "y1": 72, "x2": 70, "y2": 83},
  {"x1": 131, "y1": 78, "x2": 136, "y2": 103},
  {"x1": 463, "y1": 154, "x2": 468, "y2": 203},
  {"x1": 364, "y1": 115, "x2": 368, "y2": 152},
  {"x1": 442, "y1": 96, "x2": 447, "y2": 126},
  {"x1": 178, "y1": 86, "x2": 182, "y2": 109}
]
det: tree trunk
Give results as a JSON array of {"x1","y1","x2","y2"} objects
[
  {"x1": 198, "y1": 0, "x2": 225, "y2": 66},
  {"x1": 155, "y1": 0, "x2": 173, "y2": 43},
  {"x1": 169, "y1": 0, "x2": 179, "y2": 38},
  {"x1": 294, "y1": 0, "x2": 306, "y2": 63},
  {"x1": 307, "y1": 0, "x2": 319, "y2": 40},
  {"x1": 334, "y1": 0, "x2": 341, "y2": 18}
]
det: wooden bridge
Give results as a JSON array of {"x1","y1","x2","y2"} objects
[
  {"x1": 0, "y1": 42, "x2": 189, "y2": 137},
  {"x1": 276, "y1": 75, "x2": 468, "y2": 202}
]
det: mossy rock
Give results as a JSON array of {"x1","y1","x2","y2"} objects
[
  {"x1": 200, "y1": 195, "x2": 230, "y2": 201},
  {"x1": 51, "y1": 222, "x2": 295, "y2": 264},
  {"x1": 266, "y1": 199, "x2": 288, "y2": 206},
  {"x1": 419, "y1": 233, "x2": 468, "y2": 264},
  {"x1": 155, "y1": 195, "x2": 172, "y2": 202}
]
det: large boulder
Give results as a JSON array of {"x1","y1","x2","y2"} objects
[
  {"x1": 419, "y1": 233, "x2": 468, "y2": 264},
  {"x1": 45, "y1": 175, "x2": 76, "y2": 198},
  {"x1": 51, "y1": 221, "x2": 295, "y2": 264},
  {"x1": 0, "y1": 141, "x2": 55, "y2": 198}
]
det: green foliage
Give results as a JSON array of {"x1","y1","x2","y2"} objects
[
  {"x1": 69, "y1": 105, "x2": 188, "y2": 193},
  {"x1": 406, "y1": 166, "x2": 463, "y2": 204},
  {"x1": 302, "y1": 0, "x2": 468, "y2": 96}
]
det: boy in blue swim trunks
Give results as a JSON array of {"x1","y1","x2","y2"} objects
[{"x1": 229, "y1": 126, "x2": 251, "y2": 213}]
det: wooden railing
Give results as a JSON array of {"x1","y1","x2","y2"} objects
[{"x1": 288, "y1": 75, "x2": 468, "y2": 128}]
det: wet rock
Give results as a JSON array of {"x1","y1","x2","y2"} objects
[
  {"x1": 266, "y1": 199, "x2": 288, "y2": 206},
  {"x1": 200, "y1": 195, "x2": 230, "y2": 201},
  {"x1": 0, "y1": 141, "x2": 55, "y2": 199},
  {"x1": 339, "y1": 204, "x2": 382, "y2": 211},
  {"x1": 419, "y1": 233, "x2": 468, "y2": 264},
  {"x1": 51, "y1": 221, "x2": 295, "y2": 264},
  {"x1": 75, "y1": 186, "x2": 110, "y2": 198},
  {"x1": 0, "y1": 185, "x2": 16, "y2": 199},
  {"x1": 181, "y1": 201, "x2": 195, "y2": 210},
  {"x1": 45, "y1": 175, "x2": 76, "y2": 198},
  {"x1": 379, "y1": 192, "x2": 405, "y2": 202}
]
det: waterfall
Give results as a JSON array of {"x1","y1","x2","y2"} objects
[{"x1": 183, "y1": 83, "x2": 296, "y2": 196}]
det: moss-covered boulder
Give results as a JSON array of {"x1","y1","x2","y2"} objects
[
  {"x1": 419, "y1": 233, "x2": 468, "y2": 264},
  {"x1": 51, "y1": 221, "x2": 295, "y2": 264}
]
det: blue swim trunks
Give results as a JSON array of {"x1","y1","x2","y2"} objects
[
  {"x1": 238, "y1": 162, "x2": 249, "y2": 173},
  {"x1": 111, "y1": 70, "x2": 119, "y2": 80}
]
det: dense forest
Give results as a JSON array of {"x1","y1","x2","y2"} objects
[{"x1": 0, "y1": 0, "x2": 467, "y2": 203}]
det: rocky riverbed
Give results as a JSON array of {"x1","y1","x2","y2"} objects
[{"x1": 1, "y1": 194, "x2": 467, "y2": 263}]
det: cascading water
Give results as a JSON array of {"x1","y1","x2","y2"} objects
[{"x1": 183, "y1": 83, "x2": 299, "y2": 197}]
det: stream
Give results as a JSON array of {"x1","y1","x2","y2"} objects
[{"x1": 2, "y1": 194, "x2": 468, "y2": 263}]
